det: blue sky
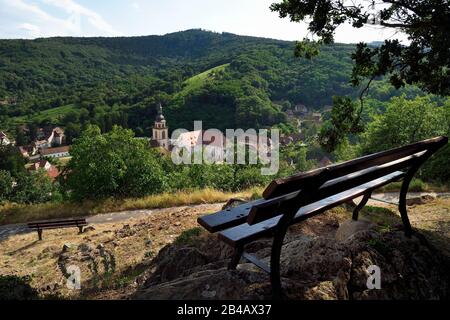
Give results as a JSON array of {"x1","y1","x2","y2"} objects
[{"x1": 0, "y1": 0, "x2": 406, "y2": 43}]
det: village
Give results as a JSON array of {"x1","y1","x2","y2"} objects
[{"x1": 0, "y1": 102, "x2": 330, "y2": 182}]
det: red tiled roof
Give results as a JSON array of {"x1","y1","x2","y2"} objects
[
  {"x1": 40, "y1": 146, "x2": 70, "y2": 156},
  {"x1": 47, "y1": 166, "x2": 60, "y2": 180}
]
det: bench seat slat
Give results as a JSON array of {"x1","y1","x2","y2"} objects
[
  {"x1": 197, "y1": 198, "x2": 266, "y2": 233},
  {"x1": 218, "y1": 171, "x2": 404, "y2": 248},
  {"x1": 197, "y1": 160, "x2": 408, "y2": 233}
]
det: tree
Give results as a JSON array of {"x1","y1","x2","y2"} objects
[
  {"x1": 0, "y1": 145, "x2": 26, "y2": 178},
  {"x1": 64, "y1": 122, "x2": 82, "y2": 144},
  {"x1": 362, "y1": 95, "x2": 448, "y2": 153},
  {"x1": 0, "y1": 170, "x2": 13, "y2": 202},
  {"x1": 362, "y1": 95, "x2": 449, "y2": 182},
  {"x1": 271, "y1": 0, "x2": 450, "y2": 149},
  {"x1": 62, "y1": 125, "x2": 167, "y2": 201},
  {"x1": 15, "y1": 126, "x2": 27, "y2": 146},
  {"x1": 11, "y1": 171, "x2": 54, "y2": 204}
]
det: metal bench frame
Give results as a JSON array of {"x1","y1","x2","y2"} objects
[
  {"x1": 198, "y1": 136, "x2": 448, "y2": 298},
  {"x1": 28, "y1": 218, "x2": 88, "y2": 240}
]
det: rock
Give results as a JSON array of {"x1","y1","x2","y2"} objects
[
  {"x1": 149, "y1": 247, "x2": 210, "y2": 283},
  {"x1": 78, "y1": 243, "x2": 94, "y2": 252},
  {"x1": 83, "y1": 226, "x2": 96, "y2": 233},
  {"x1": 134, "y1": 269, "x2": 269, "y2": 300},
  {"x1": 115, "y1": 224, "x2": 136, "y2": 238},
  {"x1": 62, "y1": 243, "x2": 74, "y2": 253},
  {"x1": 133, "y1": 221, "x2": 449, "y2": 300},
  {"x1": 406, "y1": 194, "x2": 436, "y2": 206},
  {"x1": 335, "y1": 219, "x2": 374, "y2": 242},
  {"x1": 303, "y1": 281, "x2": 338, "y2": 300}
]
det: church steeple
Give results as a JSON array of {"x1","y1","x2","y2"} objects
[
  {"x1": 156, "y1": 103, "x2": 165, "y2": 122},
  {"x1": 151, "y1": 103, "x2": 169, "y2": 150}
]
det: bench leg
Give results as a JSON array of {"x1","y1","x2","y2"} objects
[
  {"x1": 399, "y1": 177, "x2": 414, "y2": 238},
  {"x1": 352, "y1": 192, "x2": 372, "y2": 221},
  {"x1": 37, "y1": 229, "x2": 43, "y2": 241},
  {"x1": 78, "y1": 226, "x2": 84, "y2": 234},
  {"x1": 228, "y1": 246, "x2": 243, "y2": 270},
  {"x1": 271, "y1": 222, "x2": 290, "y2": 300}
]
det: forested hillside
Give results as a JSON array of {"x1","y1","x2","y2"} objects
[
  {"x1": 0, "y1": 29, "x2": 358, "y2": 134},
  {"x1": 0, "y1": 29, "x2": 435, "y2": 138}
]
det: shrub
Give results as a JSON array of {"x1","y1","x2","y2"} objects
[{"x1": 174, "y1": 227, "x2": 203, "y2": 246}]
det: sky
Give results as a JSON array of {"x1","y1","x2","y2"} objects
[{"x1": 0, "y1": 0, "x2": 408, "y2": 43}]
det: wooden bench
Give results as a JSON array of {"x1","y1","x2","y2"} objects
[
  {"x1": 27, "y1": 218, "x2": 88, "y2": 240},
  {"x1": 198, "y1": 136, "x2": 448, "y2": 298}
]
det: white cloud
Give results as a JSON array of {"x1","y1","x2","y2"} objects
[
  {"x1": 18, "y1": 22, "x2": 41, "y2": 37},
  {"x1": 131, "y1": 2, "x2": 140, "y2": 10},
  {"x1": 0, "y1": 0, "x2": 121, "y2": 38},
  {"x1": 42, "y1": 0, "x2": 121, "y2": 36}
]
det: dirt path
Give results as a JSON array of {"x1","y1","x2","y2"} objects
[
  {"x1": 1, "y1": 192, "x2": 448, "y2": 242},
  {"x1": 0, "y1": 203, "x2": 225, "y2": 242}
]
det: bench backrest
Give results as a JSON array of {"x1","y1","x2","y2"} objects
[
  {"x1": 248, "y1": 136, "x2": 447, "y2": 225},
  {"x1": 28, "y1": 218, "x2": 87, "y2": 229}
]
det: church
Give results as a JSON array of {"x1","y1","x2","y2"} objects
[
  {"x1": 149, "y1": 103, "x2": 273, "y2": 162},
  {"x1": 149, "y1": 103, "x2": 225, "y2": 159},
  {"x1": 149, "y1": 103, "x2": 169, "y2": 150}
]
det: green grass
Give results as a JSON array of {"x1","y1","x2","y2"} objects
[
  {"x1": 361, "y1": 206, "x2": 401, "y2": 232},
  {"x1": 179, "y1": 63, "x2": 229, "y2": 96},
  {"x1": 12, "y1": 104, "x2": 77, "y2": 124},
  {"x1": 378, "y1": 178, "x2": 427, "y2": 193},
  {"x1": 174, "y1": 227, "x2": 204, "y2": 246}
]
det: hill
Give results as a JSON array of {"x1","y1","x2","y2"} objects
[
  {"x1": 180, "y1": 63, "x2": 230, "y2": 96},
  {"x1": 0, "y1": 29, "x2": 417, "y2": 136}
]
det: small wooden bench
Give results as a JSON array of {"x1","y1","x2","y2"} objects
[
  {"x1": 27, "y1": 218, "x2": 88, "y2": 240},
  {"x1": 198, "y1": 136, "x2": 448, "y2": 298}
]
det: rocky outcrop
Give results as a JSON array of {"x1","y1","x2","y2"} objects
[
  {"x1": 133, "y1": 215, "x2": 450, "y2": 300},
  {"x1": 57, "y1": 241, "x2": 116, "y2": 286}
]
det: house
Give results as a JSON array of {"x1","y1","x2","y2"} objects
[
  {"x1": 18, "y1": 146, "x2": 30, "y2": 158},
  {"x1": 40, "y1": 146, "x2": 70, "y2": 158},
  {"x1": 34, "y1": 140, "x2": 50, "y2": 149},
  {"x1": 280, "y1": 133, "x2": 304, "y2": 146},
  {"x1": 35, "y1": 127, "x2": 66, "y2": 148},
  {"x1": 293, "y1": 104, "x2": 308, "y2": 115},
  {"x1": 311, "y1": 112, "x2": 322, "y2": 122},
  {"x1": 29, "y1": 160, "x2": 60, "y2": 180},
  {"x1": 0, "y1": 131, "x2": 11, "y2": 145},
  {"x1": 171, "y1": 130, "x2": 226, "y2": 162},
  {"x1": 52, "y1": 127, "x2": 65, "y2": 145}
]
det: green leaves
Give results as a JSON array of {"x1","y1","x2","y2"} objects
[
  {"x1": 318, "y1": 96, "x2": 364, "y2": 152},
  {"x1": 63, "y1": 125, "x2": 167, "y2": 201},
  {"x1": 272, "y1": 0, "x2": 450, "y2": 96},
  {"x1": 294, "y1": 40, "x2": 321, "y2": 59},
  {"x1": 0, "y1": 170, "x2": 13, "y2": 202}
]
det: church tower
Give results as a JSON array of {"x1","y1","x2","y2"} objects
[{"x1": 152, "y1": 103, "x2": 169, "y2": 149}]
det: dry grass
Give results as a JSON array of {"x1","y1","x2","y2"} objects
[
  {"x1": 0, "y1": 187, "x2": 264, "y2": 225},
  {"x1": 0, "y1": 202, "x2": 224, "y2": 299},
  {"x1": 0, "y1": 198, "x2": 448, "y2": 299}
]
